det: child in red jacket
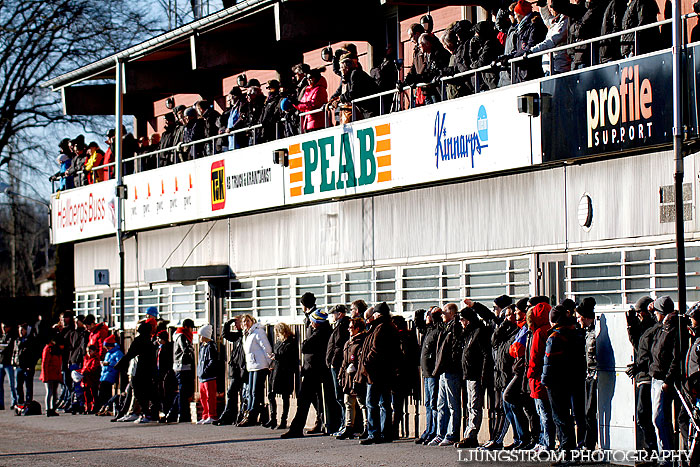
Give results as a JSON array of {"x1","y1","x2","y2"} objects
[
  {"x1": 40, "y1": 336, "x2": 63, "y2": 417},
  {"x1": 81, "y1": 345, "x2": 101, "y2": 413}
]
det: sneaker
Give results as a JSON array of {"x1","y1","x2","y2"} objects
[
  {"x1": 196, "y1": 418, "x2": 206, "y2": 425},
  {"x1": 438, "y1": 438, "x2": 454, "y2": 446},
  {"x1": 118, "y1": 414, "x2": 139, "y2": 422},
  {"x1": 135, "y1": 416, "x2": 153, "y2": 424},
  {"x1": 200, "y1": 418, "x2": 214, "y2": 425},
  {"x1": 414, "y1": 437, "x2": 426, "y2": 444},
  {"x1": 427, "y1": 436, "x2": 443, "y2": 446}
]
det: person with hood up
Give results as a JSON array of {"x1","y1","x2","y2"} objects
[
  {"x1": 529, "y1": 0, "x2": 571, "y2": 75},
  {"x1": 97, "y1": 334, "x2": 123, "y2": 414},
  {"x1": 197, "y1": 324, "x2": 218, "y2": 424},
  {"x1": 169, "y1": 318, "x2": 195, "y2": 423},
  {"x1": 294, "y1": 68, "x2": 328, "y2": 132},
  {"x1": 326, "y1": 305, "x2": 351, "y2": 435},
  {"x1": 455, "y1": 305, "x2": 492, "y2": 448},
  {"x1": 468, "y1": 21, "x2": 503, "y2": 91},
  {"x1": 81, "y1": 344, "x2": 101, "y2": 413},
  {"x1": 238, "y1": 314, "x2": 273, "y2": 426},
  {"x1": 266, "y1": 323, "x2": 298, "y2": 430},
  {"x1": 337, "y1": 317, "x2": 368, "y2": 439},
  {"x1": 414, "y1": 307, "x2": 443, "y2": 444},
  {"x1": 40, "y1": 334, "x2": 63, "y2": 417},
  {"x1": 281, "y1": 306, "x2": 333, "y2": 439},
  {"x1": 358, "y1": 302, "x2": 400, "y2": 445},
  {"x1": 541, "y1": 306, "x2": 586, "y2": 460},
  {"x1": 527, "y1": 301, "x2": 556, "y2": 451},
  {"x1": 115, "y1": 322, "x2": 157, "y2": 423},
  {"x1": 84, "y1": 315, "x2": 109, "y2": 359}
]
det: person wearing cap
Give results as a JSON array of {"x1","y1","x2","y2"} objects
[
  {"x1": 195, "y1": 99, "x2": 221, "y2": 155},
  {"x1": 335, "y1": 53, "x2": 380, "y2": 120},
  {"x1": 281, "y1": 304, "x2": 333, "y2": 438},
  {"x1": 218, "y1": 86, "x2": 248, "y2": 151},
  {"x1": 182, "y1": 106, "x2": 206, "y2": 161},
  {"x1": 356, "y1": 302, "x2": 399, "y2": 445},
  {"x1": 115, "y1": 322, "x2": 157, "y2": 423},
  {"x1": 414, "y1": 307, "x2": 443, "y2": 445},
  {"x1": 158, "y1": 113, "x2": 179, "y2": 167},
  {"x1": 541, "y1": 305, "x2": 585, "y2": 460},
  {"x1": 575, "y1": 297, "x2": 598, "y2": 449},
  {"x1": 454, "y1": 306, "x2": 492, "y2": 448},
  {"x1": 84, "y1": 141, "x2": 105, "y2": 184},
  {"x1": 291, "y1": 63, "x2": 311, "y2": 101},
  {"x1": 648, "y1": 296, "x2": 684, "y2": 456},
  {"x1": 154, "y1": 330, "x2": 174, "y2": 421},
  {"x1": 196, "y1": 324, "x2": 218, "y2": 424},
  {"x1": 238, "y1": 315, "x2": 273, "y2": 427},
  {"x1": 326, "y1": 304, "x2": 351, "y2": 435},
  {"x1": 96, "y1": 333, "x2": 123, "y2": 415},
  {"x1": 299, "y1": 292, "x2": 329, "y2": 432},
  {"x1": 627, "y1": 296, "x2": 661, "y2": 454},
  {"x1": 253, "y1": 79, "x2": 283, "y2": 144}
]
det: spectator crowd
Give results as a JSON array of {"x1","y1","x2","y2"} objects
[
  {"x1": 49, "y1": 0, "x2": 679, "y2": 192},
  {"x1": 1, "y1": 291, "x2": 698, "y2": 466}
]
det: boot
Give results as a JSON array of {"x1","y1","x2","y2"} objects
[
  {"x1": 306, "y1": 420, "x2": 323, "y2": 434},
  {"x1": 336, "y1": 427, "x2": 353, "y2": 440},
  {"x1": 277, "y1": 418, "x2": 287, "y2": 430},
  {"x1": 47, "y1": 409, "x2": 59, "y2": 417}
]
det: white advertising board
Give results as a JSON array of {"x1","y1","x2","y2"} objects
[{"x1": 51, "y1": 180, "x2": 117, "y2": 244}]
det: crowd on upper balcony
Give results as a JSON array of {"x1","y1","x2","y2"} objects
[{"x1": 50, "y1": 0, "x2": 693, "y2": 192}]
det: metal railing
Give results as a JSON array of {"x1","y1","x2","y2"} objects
[{"x1": 52, "y1": 12, "x2": 699, "y2": 193}]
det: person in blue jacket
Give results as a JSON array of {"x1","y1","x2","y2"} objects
[{"x1": 96, "y1": 334, "x2": 123, "y2": 414}]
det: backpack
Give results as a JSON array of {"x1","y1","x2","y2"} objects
[{"x1": 15, "y1": 400, "x2": 42, "y2": 416}]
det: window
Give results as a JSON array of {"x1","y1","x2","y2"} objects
[
  {"x1": 113, "y1": 289, "x2": 136, "y2": 328},
  {"x1": 74, "y1": 291, "x2": 103, "y2": 320},
  {"x1": 569, "y1": 251, "x2": 622, "y2": 305},
  {"x1": 112, "y1": 283, "x2": 208, "y2": 329}
]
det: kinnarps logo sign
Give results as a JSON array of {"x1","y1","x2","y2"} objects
[
  {"x1": 287, "y1": 124, "x2": 392, "y2": 198},
  {"x1": 434, "y1": 105, "x2": 488, "y2": 168}
]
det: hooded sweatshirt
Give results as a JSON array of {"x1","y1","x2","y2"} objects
[
  {"x1": 100, "y1": 343, "x2": 124, "y2": 383},
  {"x1": 526, "y1": 302, "x2": 552, "y2": 399}
]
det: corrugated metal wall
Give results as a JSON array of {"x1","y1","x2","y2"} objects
[{"x1": 74, "y1": 149, "x2": 694, "y2": 290}]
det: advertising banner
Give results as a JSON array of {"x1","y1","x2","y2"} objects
[
  {"x1": 124, "y1": 159, "x2": 199, "y2": 231},
  {"x1": 540, "y1": 51, "x2": 673, "y2": 162},
  {"x1": 51, "y1": 180, "x2": 117, "y2": 244}
]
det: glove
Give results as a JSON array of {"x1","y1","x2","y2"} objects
[
  {"x1": 536, "y1": 0, "x2": 547, "y2": 6},
  {"x1": 496, "y1": 54, "x2": 509, "y2": 63},
  {"x1": 625, "y1": 308, "x2": 636, "y2": 327},
  {"x1": 625, "y1": 363, "x2": 637, "y2": 379}
]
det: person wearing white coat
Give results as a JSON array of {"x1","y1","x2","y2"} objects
[{"x1": 238, "y1": 315, "x2": 273, "y2": 426}]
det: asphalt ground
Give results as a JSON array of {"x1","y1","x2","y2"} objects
[{"x1": 0, "y1": 379, "x2": 611, "y2": 466}]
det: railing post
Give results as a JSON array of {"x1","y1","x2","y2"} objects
[
  {"x1": 300, "y1": 114, "x2": 304, "y2": 134},
  {"x1": 510, "y1": 61, "x2": 516, "y2": 84},
  {"x1": 549, "y1": 52, "x2": 554, "y2": 75},
  {"x1": 634, "y1": 30, "x2": 638, "y2": 56},
  {"x1": 351, "y1": 103, "x2": 356, "y2": 122},
  {"x1": 324, "y1": 107, "x2": 328, "y2": 129},
  {"x1": 441, "y1": 79, "x2": 446, "y2": 101},
  {"x1": 380, "y1": 94, "x2": 384, "y2": 116}
]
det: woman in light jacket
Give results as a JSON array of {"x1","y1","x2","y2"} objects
[{"x1": 238, "y1": 314, "x2": 273, "y2": 426}]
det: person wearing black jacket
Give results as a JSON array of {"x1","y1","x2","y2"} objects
[
  {"x1": 155, "y1": 331, "x2": 174, "y2": 421},
  {"x1": 182, "y1": 107, "x2": 206, "y2": 161},
  {"x1": 257, "y1": 80, "x2": 284, "y2": 143},
  {"x1": 620, "y1": 0, "x2": 661, "y2": 57},
  {"x1": 215, "y1": 316, "x2": 247, "y2": 426},
  {"x1": 428, "y1": 303, "x2": 463, "y2": 446},
  {"x1": 0, "y1": 322, "x2": 17, "y2": 409},
  {"x1": 195, "y1": 99, "x2": 221, "y2": 155},
  {"x1": 469, "y1": 21, "x2": 503, "y2": 91},
  {"x1": 499, "y1": 0, "x2": 548, "y2": 83},
  {"x1": 115, "y1": 322, "x2": 157, "y2": 423},
  {"x1": 266, "y1": 323, "x2": 298, "y2": 430},
  {"x1": 337, "y1": 55, "x2": 380, "y2": 120},
  {"x1": 326, "y1": 305, "x2": 350, "y2": 434},
  {"x1": 649, "y1": 296, "x2": 684, "y2": 458},
  {"x1": 158, "y1": 113, "x2": 178, "y2": 167},
  {"x1": 599, "y1": 0, "x2": 629, "y2": 63},
  {"x1": 12, "y1": 323, "x2": 38, "y2": 405},
  {"x1": 576, "y1": 298, "x2": 598, "y2": 449},
  {"x1": 555, "y1": 0, "x2": 607, "y2": 68},
  {"x1": 281, "y1": 308, "x2": 333, "y2": 439},
  {"x1": 391, "y1": 315, "x2": 420, "y2": 440},
  {"x1": 415, "y1": 307, "x2": 443, "y2": 444},
  {"x1": 456, "y1": 306, "x2": 492, "y2": 449}
]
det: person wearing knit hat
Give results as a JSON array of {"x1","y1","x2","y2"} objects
[
  {"x1": 652, "y1": 296, "x2": 675, "y2": 316},
  {"x1": 515, "y1": 297, "x2": 529, "y2": 313},
  {"x1": 493, "y1": 295, "x2": 513, "y2": 316},
  {"x1": 559, "y1": 298, "x2": 576, "y2": 316},
  {"x1": 197, "y1": 324, "x2": 218, "y2": 424},
  {"x1": 573, "y1": 297, "x2": 597, "y2": 450},
  {"x1": 309, "y1": 308, "x2": 328, "y2": 324},
  {"x1": 155, "y1": 329, "x2": 174, "y2": 422},
  {"x1": 146, "y1": 306, "x2": 158, "y2": 318},
  {"x1": 513, "y1": 0, "x2": 532, "y2": 17}
]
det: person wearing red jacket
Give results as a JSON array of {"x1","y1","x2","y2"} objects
[
  {"x1": 84, "y1": 315, "x2": 109, "y2": 359},
  {"x1": 144, "y1": 307, "x2": 158, "y2": 337},
  {"x1": 294, "y1": 69, "x2": 328, "y2": 132},
  {"x1": 40, "y1": 336, "x2": 63, "y2": 417},
  {"x1": 526, "y1": 302, "x2": 555, "y2": 451},
  {"x1": 81, "y1": 345, "x2": 101, "y2": 413}
]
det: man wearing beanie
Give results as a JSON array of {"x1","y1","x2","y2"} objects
[
  {"x1": 358, "y1": 302, "x2": 399, "y2": 445},
  {"x1": 498, "y1": 0, "x2": 546, "y2": 83},
  {"x1": 625, "y1": 296, "x2": 658, "y2": 453},
  {"x1": 196, "y1": 324, "x2": 218, "y2": 424},
  {"x1": 542, "y1": 305, "x2": 585, "y2": 460},
  {"x1": 299, "y1": 292, "x2": 329, "y2": 433},
  {"x1": 575, "y1": 297, "x2": 597, "y2": 449},
  {"x1": 282, "y1": 302, "x2": 334, "y2": 438},
  {"x1": 648, "y1": 296, "x2": 682, "y2": 459}
]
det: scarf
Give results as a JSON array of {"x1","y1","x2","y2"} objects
[{"x1": 176, "y1": 327, "x2": 193, "y2": 343}]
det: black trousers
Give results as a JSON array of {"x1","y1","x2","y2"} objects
[
  {"x1": 268, "y1": 391, "x2": 290, "y2": 422},
  {"x1": 290, "y1": 371, "x2": 322, "y2": 433},
  {"x1": 219, "y1": 378, "x2": 242, "y2": 423},
  {"x1": 96, "y1": 381, "x2": 114, "y2": 411},
  {"x1": 636, "y1": 383, "x2": 658, "y2": 452},
  {"x1": 583, "y1": 376, "x2": 598, "y2": 449}
]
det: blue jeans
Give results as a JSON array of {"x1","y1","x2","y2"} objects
[
  {"x1": 330, "y1": 367, "x2": 345, "y2": 429},
  {"x1": 651, "y1": 378, "x2": 673, "y2": 454},
  {"x1": 421, "y1": 377, "x2": 438, "y2": 440},
  {"x1": 499, "y1": 390, "x2": 519, "y2": 444},
  {"x1": 0, "y1": 364, "x2": 17, "y2": 407},
  {"x1": 366, "y1": 382, "x2": 392, "y2": 440},
  {"x1": 247, "y1": 369, "x2": 269, "y2": 418},
  {"x1": 436, "y1": 372, "x2": 461, "y2": 441},
  {"x1": 534, "y1": 397, "x2": 555, "y2": 449},
  {"x1": 15, "y1": 368, "x2": 34, "y2": 404}
]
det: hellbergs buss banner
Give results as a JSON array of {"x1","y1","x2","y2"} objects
[{"x1": 51, "y1": 180, "x2": 117, "y2": 244}]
